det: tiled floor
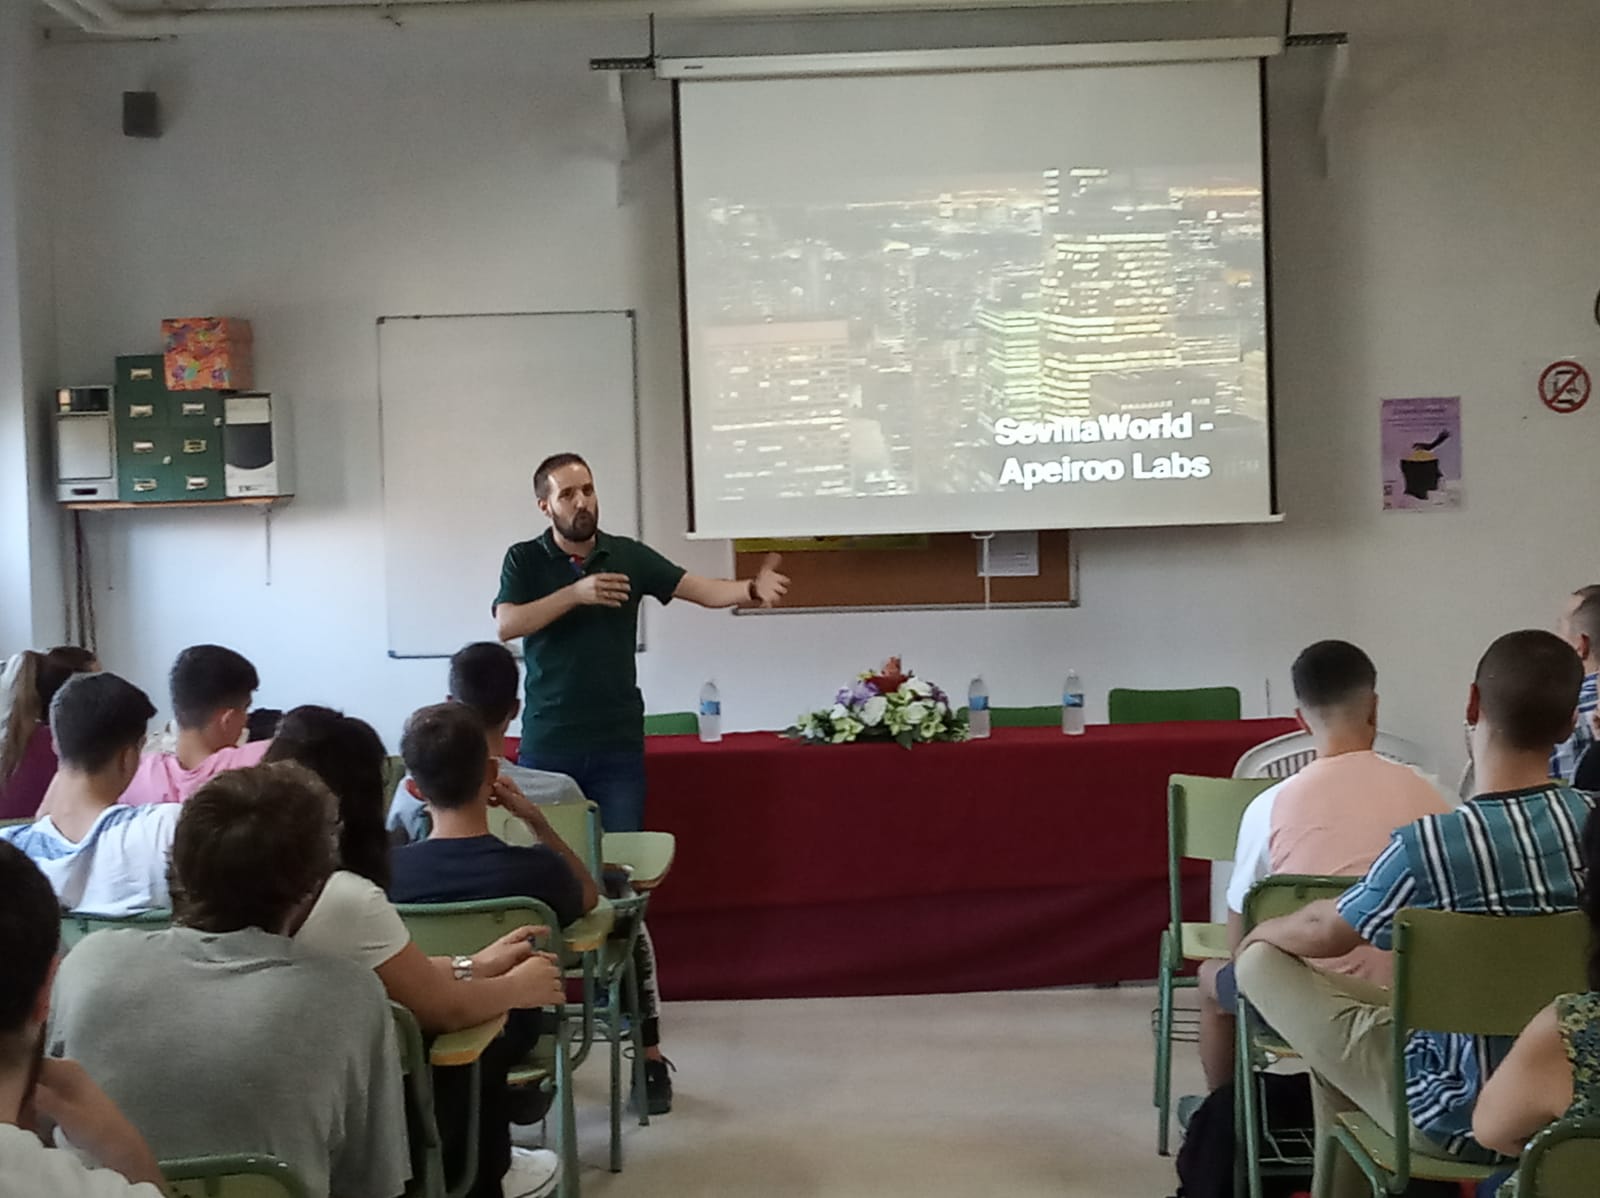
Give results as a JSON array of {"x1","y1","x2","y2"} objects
[{"x1": 522, "y1": 985, "x2": 1201, "y2": 1197}]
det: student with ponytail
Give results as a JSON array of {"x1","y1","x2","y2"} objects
[{"x1": 0, "y1": 647, "x2": 98, "y2": 819}]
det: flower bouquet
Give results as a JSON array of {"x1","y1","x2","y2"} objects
[{"x1": 785, "y1": 657, "x2": 968, "y2": 748}]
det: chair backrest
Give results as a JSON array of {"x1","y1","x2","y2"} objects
[
  {"x1": 487, "y1": 799, "x2": 602, "y2": 876},
  {"x1": 1167, "y1": 775, "x2": 1276, "y2": 932},
  {"x1": 1516, "y1": 1115, "x2": 1600, "y2": 1198},
  {"x1": 1381, "y1": 908, "x2": 1592, "y2": 1189},
  {"x1": 1242, "y1": 874, "x2": 1358, "y2": 930},
  {"x1": 389, "y1": 1002, "x2": 448, "y2": 1198},
  {"x1": 1233, "y1": 730, "x2": 1437, "y2": 782},
  {"x1": 1396, "y1": 908, "x2": 1590, "y2": 1038},
  {"x1": 394, "y1": 897, "x2": 559, "y2": 958},
  {"x1": 1109, "y1": 686, "x2": 1241, "y2": 725},
  {"x1": 1233, "y1": 731, "x2": 1317, "y2": 780},
  {"x1": 990, "y1": 705, "x2": 1060, "y2": 729},
  {"x1": 60, "y1": 908, "x2": 171, "y2": 951},
  {"x1": 644, "y1": 712, "x2": 697, "y2": 736},
  {"x1": 380, "y1": 755, "x2": 407, "y2": 816},
  {"x1": 161, "y1": 1154, "x2": 310, "y2": 1198}
]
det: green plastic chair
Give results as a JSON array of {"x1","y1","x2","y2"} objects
[
  {"x1": 1235, "y1": 875, "x2": 1359, "y2": 1198},
  {"x1": 989, "y1": 705, "x2": 1061, "y2": 729},
  {"x1": 394, "y1": 899, "x2": 578, "y2": 1198},
  {"x1": 488, "y1": 800, "x2": 650, "y2": 1172},
  {"x1": 643, "y1": 712, "x2": 697, "y2": 736},
  {"x1": 161, "y1": 1154, "x2": 309, "y2": 1198},
  {"x1": 390, "y1": 1000, "x2": 523, "y2": 1198},
  {"x1": 1327, "y1": 908, "x2": 1590, "y2": 1196},
  {"x1": 60, "y1": 908, "x2": 171, "y2": 951},
  {"x1": 1110, "y1": 686, "x2": 1241, "y2": 725},
  {"x1": 1154, "y1": 773, "x2": 1276, "y2": 1156},
  {"x1": 0, "y1": 816, "x2": 32, "y2": 829},
  {"x1": 1515, "y1": 1115, "x2": 1600, "y2": 1197}
]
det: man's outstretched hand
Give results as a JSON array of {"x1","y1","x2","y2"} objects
[{"x1": 752, "y1": 554, "x2": 790, "y2": 607}]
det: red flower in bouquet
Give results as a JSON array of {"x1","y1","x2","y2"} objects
[{"x1": 866, "y1": 656, "x2": 909, "y2": 695}]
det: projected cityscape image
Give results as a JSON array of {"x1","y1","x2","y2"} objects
[{"x1": 688, "y1": 167, "x2": 1267, "y2": 503}]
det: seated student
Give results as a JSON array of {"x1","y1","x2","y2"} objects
[
  {"x1": 49, "y1": 763, "x2": 410, "y2": 1198},
  {"x1": 0, "y1": 842, "x2": 165, "y2": 1196},
  {"x1": 0, "y1": 646, "x2": 97, "y2": 819},
  {"x1": 389, "y1": 702, "x2": 597, "y2": 922},
  {"x1": 1552, "y1": 585, "x2": 1600, "y2": 783},
  {"x1": 1, "y1": 674, "x2": 179, "y2": 915},
  {"x1": 267, "y1": 705, "x2": 565, "y2": 1198},
  {"x1": 119, "y1": 645, "x2": 270, "y2": 806},
  {"x1": 1471, "y1": 806, "x2": 1600, "y2": 1195},
  {"x1": 1194, "y1": 640, "x2": 1451, "y2": 1089},
  {"x1": 410, "y1": 641, "x2": 676, "y2": 1113},
  {"x1": 1236, "y1": 630, "x2": 1597, "y2": 1198},
  {"x1": 387, "y1": 647, "x2": 584, "y2": 846}
]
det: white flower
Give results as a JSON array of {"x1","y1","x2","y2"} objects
[
  {"x1": 830, "y1": 703, "x2": 851, "y2": 722},
  {"x1": 904, "y1": 677, "x2": 933, "y2": 698},
  {"x1": 904, "y1": 701, "x2": 930, "y2": 726},
  {"x1": 860, "y1": 695, "x2": 889, "y2": 727}
]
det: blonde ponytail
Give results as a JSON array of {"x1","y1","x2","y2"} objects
[{"x1": 0, "y1": 650, "x2": 46, "y2": 783}]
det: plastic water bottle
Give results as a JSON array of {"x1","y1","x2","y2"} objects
[
  {"x1": 967, "y1": 677, "x2": 991, "y2": 740},
  {"x1": 698, "y1": 680, "x2": 722, "y2": 743},
  {"x1": 1062, "y1": 669, "x2": 1085, "y2": 736}
]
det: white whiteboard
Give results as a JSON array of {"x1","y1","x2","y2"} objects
[{"x1": 378, "y1": 311, "x2": 639, "y2": 658}]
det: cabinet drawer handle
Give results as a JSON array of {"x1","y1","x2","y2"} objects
[
  {"x1": 132, "y1": 478, "x2": 158, "y2": 493},
  {"x1": 128, "y1": 404, "x2": 155, "y2": 419}
]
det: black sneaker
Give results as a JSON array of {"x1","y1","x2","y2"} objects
[{"x1": 637, "y1": 1056, "x2": 674, "y2": 1115}]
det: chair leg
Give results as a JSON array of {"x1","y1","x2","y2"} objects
[
  {"x1": 1155, "y1": 934, "x2": 1175, "y2": 1156},
  {"x1": 555, "y1": 1026, "x2": 580, "y2": 1198},
  {"x1": 624, "y1": 953, "x2": 649, "y2": 1129},
  {"x1": 608, "y1": 973, "x2": 623, "y2": 1173},
  {"x1": 1238, "y1": 1006, "x2": 1262, "y2": 1198}
]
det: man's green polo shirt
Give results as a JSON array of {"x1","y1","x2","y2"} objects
[{"x1": 495, "y1": 528, "x2": 686, "y2": 753}]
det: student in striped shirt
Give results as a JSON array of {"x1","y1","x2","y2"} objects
[{"x1": 1237, "y1": 630, "x2": 1595, "y2": 1198}]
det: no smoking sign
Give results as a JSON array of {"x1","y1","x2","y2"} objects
[{"x1": 1540, "y1": 360, "x2": 1591, "y2": 414}]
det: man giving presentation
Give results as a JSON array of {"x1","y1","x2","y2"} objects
[{"x1": 494, "y1": 452, "x2": 789, "y2": 832}]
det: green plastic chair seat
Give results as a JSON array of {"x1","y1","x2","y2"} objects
[
  {"x1": 602, "y1": 831, "x2": 676, "y2": 890},
  {"x1": 1333, "y1": 1113, "x2": 1497, "y2": 1183},
  {"x1": 1109, "y1": 686, "x2": 1241, "y2": 725},
  {"x1": 1179, "y1": 921, "x2": 1231, "y2": 960},
  {"x1": 643, "y1": 712, "x2": 697, "y2": 736}
]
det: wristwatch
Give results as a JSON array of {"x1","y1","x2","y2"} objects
[
  {"x1": 747, "y1": 578, "x2": 760, "y2": 603},
  {"x1": 452, "y1": 955, "x2": 474, "y2": 981}
]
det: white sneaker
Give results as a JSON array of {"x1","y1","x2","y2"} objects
[{"x1": 503, "y1": 1146, "x2": 561, "y2": 1198}]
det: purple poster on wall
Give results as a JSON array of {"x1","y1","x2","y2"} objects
[{"x1": 1381, "y1": 397, "x2": 1462, "y2": 512}]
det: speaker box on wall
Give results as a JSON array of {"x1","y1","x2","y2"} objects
[{"x1": 122, "y1": 91, "x2": 161, "y2": 139}]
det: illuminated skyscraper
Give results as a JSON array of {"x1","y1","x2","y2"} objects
[
  {"x1": 1039, "y1": 169, "x2": 1180, "y2": 418},
  {"x1": 976, "y1": 274, "x2": 1043, "y2": 421}
]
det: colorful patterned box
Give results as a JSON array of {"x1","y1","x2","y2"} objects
[{"x1": 162, "y1": 317, "x2": 255, "y2": 392}]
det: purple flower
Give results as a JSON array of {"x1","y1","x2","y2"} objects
[{"x1": 849, "y1": 679, "x2": 879, "y2": 706}]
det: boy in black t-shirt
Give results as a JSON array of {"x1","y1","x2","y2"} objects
[{"x1": 389, "y1": 702, "x2": 598, "y2": 1198}]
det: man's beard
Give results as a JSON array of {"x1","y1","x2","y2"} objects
[{"x1": 555, "y1": 509, "x2": 598, "y2": 542}]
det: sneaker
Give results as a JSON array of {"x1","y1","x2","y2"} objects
[
  {"x1": 503, "y1": 1147, "x2": 560, "y2": 1198},
  {"x1": 635, "y1": 1055, "x2": 675, "y2": 1115}
]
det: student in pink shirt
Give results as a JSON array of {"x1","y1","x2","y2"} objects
[
  {"x1": 1193, "y1": 640, "x2": 1452, "y2": 1091},
  {"x1": 120, "y1": 645, "x2": 271, "y2": 807}
]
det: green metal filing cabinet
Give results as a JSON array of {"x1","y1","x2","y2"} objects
[{"x1": 114, "y1": 355, "x2": 224, "y2": 502}]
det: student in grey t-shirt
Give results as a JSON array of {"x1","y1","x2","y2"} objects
[
  {"x1": 388, "y1": 757, "x2": 583, "y2": 844},
  {"x1": 49, "y1": 763, "x2": 409, "y2": 1198}
]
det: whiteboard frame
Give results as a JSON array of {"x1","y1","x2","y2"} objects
[{"x1": 376, "y1": 309, "x2": 643, "y2": 659}]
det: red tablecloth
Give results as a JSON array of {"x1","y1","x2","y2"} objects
[{"x1": 638, "y1": 719, "x2": 1297, "y2": 1001}]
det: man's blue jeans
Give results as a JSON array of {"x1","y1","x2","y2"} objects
[{"x1": 518, "y1": 746, "x2": 647, "y2": 833}]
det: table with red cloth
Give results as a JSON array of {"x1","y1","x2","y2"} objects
[{"x1": 633, "y1": 719, "x2": 1296, "y2": 1002}]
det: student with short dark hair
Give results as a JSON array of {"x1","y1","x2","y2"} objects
[
  {"x1": 1192, "y1": 640, "x2": 1450, "y2": 1090},
  {"x1": 1, "y1": 674, "x2": 179, "y2": 915},
  {"x1": 1238, "y1": 630, "x2": 1597, "y2": 1198},
  {"x1": 0, "y1": 842, "x2": 166, "y2": 1195},
  {"x1": 49, "y1": 763, "x2": 410, "y2": 1198},
  {"x1": 120, "y1": 645, "x2": 270, "y2": 807}
]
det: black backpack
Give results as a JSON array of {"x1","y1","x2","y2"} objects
[{"x1": 1173, "y1": 1074, "x2": 1312, "y2": 1198}]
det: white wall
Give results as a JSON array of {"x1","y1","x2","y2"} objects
[
  {"x1": 0, "y1": 1, "x2": 62, "y2": 653},
  {"x1": 32, "y1": 0, "x2": 1600, "y2": 777}
]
